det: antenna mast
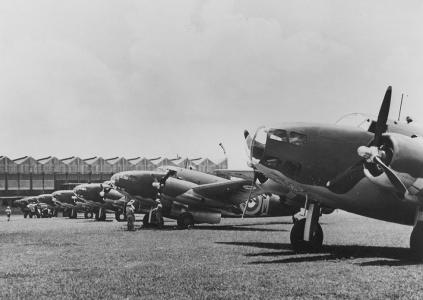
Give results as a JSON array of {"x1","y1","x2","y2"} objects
[{"x1": 398, "y1": 93, "x2": 404, "y2": 122}]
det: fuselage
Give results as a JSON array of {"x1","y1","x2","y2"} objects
[{"x1": 251, "y1": 122, "x2": 420, "y2": 225}]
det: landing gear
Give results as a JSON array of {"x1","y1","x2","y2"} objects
[
  {"x1": 115, "y1": 211, "x2": 127, "y2": 222},
  {"x1": 69, "y1": 208, "x2": 77, "y2": 219},
  {"x1": 142, "y1": 213, "x2": 151, "y2": 227},
  {"x1": 411, "y1": 222, "x2": 423, "y2": 261},
  {"x1": 23, "y1": 212, "x2": 28, "y2": 218},
  {"x1": 290, "y1": 202, "x2": 323, "y2": 253},
  {"x1": 142, "y1": 211, "x2": 164, "y2": 228},
  {"x1": 177, "y1": 212, "x2": 194, "y2": 229},
  {"x1": 96, "y1": 208, "x2": 106, "y2": 221},
  {"x1": 84, "y1": 211, "x2": 93, "y2": 219}
]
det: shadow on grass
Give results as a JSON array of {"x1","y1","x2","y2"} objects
[
  {"x1": 121, "y1": 225, "x2": 285, "y2": 232},
  {"x1": 217, "y1": 241, "x2": 422, "y2": 266},
  {"x1": 192, "y1": 225, "x2": 286, "y2": 232}
]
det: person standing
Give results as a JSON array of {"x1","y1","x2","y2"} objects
[
  {"x1": 154, "y1": 197, "x2": 163, "y2": 229},
  {"x1": 5, "y1": 206, "x2": 11, "y2": 221},
  {"x1": 126, "y1": 200, "x2": 135, "y2": 231}
]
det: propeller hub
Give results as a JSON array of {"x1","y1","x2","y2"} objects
[{"x1": 357, "y1": 146, "x2": 384, "y2": 163}]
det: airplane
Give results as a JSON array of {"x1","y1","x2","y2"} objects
[
  {"x1": 73, "y1": 183, "x2": 126, "y2": 221},
  {"x1": 14, "y1": 194, "x2": 57, "y2": 218},
  {"x1": 51, "y1": 190, "x2": 94, "y2": 219},
  {"x1": 240, "y1": 86, "x2": 423, "y2": 260},
  {"x1": 101, "y1": 166, "x2": 299, "y2": 228}
]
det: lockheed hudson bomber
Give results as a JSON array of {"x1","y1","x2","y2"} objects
[
  {"x1": 101, "y1": 166, "x2": 298, "y2": 228},
  {"x1": 242, "y1": 86, "x2": 423, "y2": 259}
]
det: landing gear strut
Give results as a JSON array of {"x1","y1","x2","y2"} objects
[
  {"x1": 96, "y1": 208, "x2": 106, "y2": 221},
  {"x1": 69, "y1": 208, "x2": 77, "y2": 219},
  {"x1": 142, "y1": 210, "x2": 164, "y2": 228},
  {"x1": 411, "y1": 209, "x2": 423, "y2": 261},
  {"x1": 290, "y1": 202, "x2": 323, "y2": 253}
]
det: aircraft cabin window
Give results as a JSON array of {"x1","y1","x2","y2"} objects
[
  {"x1": 268, "y1": 129, "x2": 289, "y2": 142},
  {"x1": 289, "y1": 132, "x2": 307, "y2": 146}
]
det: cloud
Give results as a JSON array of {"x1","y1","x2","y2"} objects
[{"x1": 0, "y1": 0, "x2": 422, "y2": 167}]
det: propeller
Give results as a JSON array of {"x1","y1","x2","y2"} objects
[
  {"x1": 327, "y1": 86, "x2": 393, "y2": 193},
  {"x1": 99, "y1": 182, "x2": 112, "y2": 199},
  {"x1": 241, "y1": 128, "x2": 268, "y2": 218}
]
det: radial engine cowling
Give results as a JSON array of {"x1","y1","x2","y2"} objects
[{"x1": 365, "y1": 133, "x2": 423, "y2": 195}]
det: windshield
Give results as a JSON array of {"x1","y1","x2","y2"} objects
[{"x1": 335, "y1": 113, "x2": 374, "y2": 130}]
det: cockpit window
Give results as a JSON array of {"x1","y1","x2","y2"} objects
[
  {"x1": 268, "y1": 129, "x2": 289, "y2": 142},
  {"x1": 289, "y1": 132, "x2": 307, "y2": 146}
]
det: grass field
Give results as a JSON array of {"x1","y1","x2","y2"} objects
[{"x1": 1, "y1": 211, "x2": 422, "y2": 299}]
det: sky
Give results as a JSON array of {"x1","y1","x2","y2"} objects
[{"x1": 0, "y1": 0, "x2": 422, "y2": 168}]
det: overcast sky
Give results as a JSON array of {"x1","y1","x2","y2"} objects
[{"x1": 0, "y1": 0, "x2": 422, "y2": 168}]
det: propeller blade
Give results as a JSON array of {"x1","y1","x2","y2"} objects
[
  {"x1": 326, "y1": 160, "x2": 365, "y2": 194},
  {"x1": 373, "y1": 156, "x2": 407, "y2": 195},
  {"x1": 242, "y1": 172, "x2": 257, "y2": 219},
  {"x1": 373, "y1": 86, "x2": 392, "y2": 146}
]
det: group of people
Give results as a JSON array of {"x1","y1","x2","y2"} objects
[{"x1": 125, "y1": 180, "x2": 164, "y2": 231}]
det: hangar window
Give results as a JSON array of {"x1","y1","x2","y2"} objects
[
  {"x1": 289, "y1": 132, "x2": 307, "y2": 146},
  {"x1": 268, "y1": 129, "x2": 289, "y2": 142}
]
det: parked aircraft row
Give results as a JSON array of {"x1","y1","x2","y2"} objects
[
  {"x1": 13, "y1": 166, "x2": 301, "y2": 227},
  {"x1": 12, "y1": 86, "x2": 423, "y2": 261}
]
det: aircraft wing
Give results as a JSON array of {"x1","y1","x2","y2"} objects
[
  {"x1": 188, "y1": 179, "x2": 262, "y2": 206},
  {"x1": 214, "y1": 169, "x2": 255, "y2": 181}
]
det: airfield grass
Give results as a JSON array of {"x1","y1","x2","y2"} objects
[{"x1": 1, "y1": 211, "x2": 423, "y2": 299}]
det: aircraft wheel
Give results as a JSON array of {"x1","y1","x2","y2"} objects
[
  {"x1": 115, "y1": 211, "x2": 127, "y2": 222},
  {"x1": 84, "y1": 211, "x2": 93, "y2": 219},
  {"x1": 177, "y1": 212, "x2": 194, "y2": 229},
  {"x1": 29, "y1": 213, "x2": 33, "y2": 218},
  {"x1": 290, "y1": 219, "x2": 323, "y2": 253},
  {"x1": 24, "y1": 212, "x2": 28, "y2": 218},
  {"x1": 410, "y1": 223, "x2": 423, "y2": 261}
]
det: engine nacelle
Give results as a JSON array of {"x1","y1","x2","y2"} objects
[
  {"x1": 169, "y1": 204, "x2": 221, "y2": 224},
  {"x1": 365, "y1": 133, "x2": 423, "y2": 194}
]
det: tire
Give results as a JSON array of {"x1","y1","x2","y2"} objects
[
  {"x1": 290, "y1": 219, "x2": 323, "y2": 253},
  {"x1": 84, "y1": 211, "x2": 93, "y2": 219},
  {"x1": 177, "y1": 212, "x2": 194, "y2": 229},
  {"x1": 115, "y1": 212, "x2": 127, "y2": 222},
  {"x1": 29, "y1": 213, "x2": 33, "y2": 218},
  {"x1": 410, "y1": 223, "x2": 423, "y2": 261},
  {"x1": 24, "y1": 212, "x2": 28, "y2": 218},
  {"x1": 143, "y1": 214, "x2": 150, "y2": 227}
]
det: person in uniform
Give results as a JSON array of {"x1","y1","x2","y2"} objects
[
  {"x1": 154, "y1": 197, "x2": 163, "y2": 229},
  {"x1": 126, "y1": 200, "x2": 135, "y2": 231},
  {"x1": 5, "y1": 206, "x2": 11, "y2": 221}
]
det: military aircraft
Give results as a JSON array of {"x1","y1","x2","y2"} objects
[
  {"x1": 14, "y1": 194, "x2": 57, "y2": 218},
  {"x1": 73, "y1": 183, "x2": 126, "y2": 221},
  {"x1": 51, "y1": 190, "x2": 94, "y2": 219},
  {"x1": 242, "y1": 86, "x2": 423, "y2": 260},
  {"x1": 101, "y1": 166, "x2": 298, "y2": 228}
]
